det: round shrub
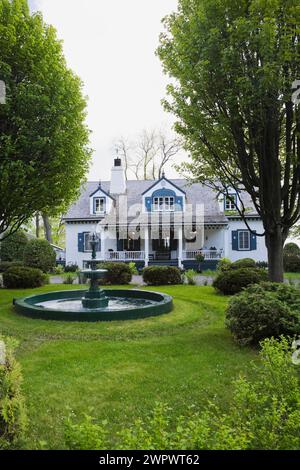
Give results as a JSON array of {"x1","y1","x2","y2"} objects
[
  {"x1": 0, "y1": 231, "x2": 28, "y2": 262},
  {"x1": 64, "y1": 263, "x2": 78, "y2": 273},
  {"x1": 143, "y1": 266, "x2": 182, "y2": 286},
  {"x1": 3, "y1": 266, "x2": 48, "y2": 289},
  {"x1": 231, "y1": 258, "x2": 256, "y2": 269},
  {"x1": 23, "y1": 239, "x2": 56, "y2": 273},
  {"x1": 0, "y1": 261, "x2": 24, "y2": 273},
  {"x1": 213, "y1": 268, "x2": 268, "y2": 295},
  {"x1": 284, "y1": 242, "x2": 300, "y2": 256},
  {"x1": 217, "y1": 258, "x2": 232, "y2": 272},
  {"x1": 98, "y1": 262, "x2": 132, "y2": 285},
  {"x1": 226, "y1": 283, "x2": 300, "y2": 346},
  {"x1": 283, "y1": 253, "x2": 300, "y2": 273}
]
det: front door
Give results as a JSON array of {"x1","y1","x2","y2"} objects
[{"x1": 152, "y1": 227, "x2": 178, "y2": 260}]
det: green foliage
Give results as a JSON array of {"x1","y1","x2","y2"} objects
[
  {"x1": 195, "y1": 253, "x2": 205, "y2": 263},
  {"x1": 226, "y1": 283, "x2": 300, "y2": 346},
  {"x1": 128, "y1": 262, "x2": 138, "y2": 276},
  {"x1": 284, "y1": 243, "x2": 300, "y2": 256},
  {"x1": 0, "y1": 261, "x2": 24, "y2": 273},
  {"x1": 3, "y1": 266, "x2": 48, "y2": 289},
  {"x1": 184, "y1": 269, "x2": 197, "y2": 285},
  {"x1": 231, "y1": 258, "x2": 256, "y2": 269},
  {"x1": 64, "y1": 338, "x2": 300, "y2": 450},
  {"x1": 143, "y1": 266, "x2": 182, "y2": 286},
  {"x1": 98, "y1": 262, "x2": 132, "y2": 285},
  {"x1": 216, "y1": 258, "x2": 232, "y2": 272},
  {"x1": 0, "y1": 231, "x2": 28, "y2": 262},
  {"x1": 284, "y1": 253, "x2": 300, "y2": 273},
  {"x1": 64, "y1": 263, "x2": 78, "y2": 273},
  {"x1": 0, "y1": 337, "x2": 27, "y2": 449},
  {"x1": 213, "y1": 268, "x2": 268, "y2": 295},
  {"x1": 0, "y1": 0, "x2": 91, "y2": 239},
  {"x1": 23, "y1": 239, "x2": 56, "y2": 273},
  {"x1": 63, "y1": 275, "x2": 76, "y2": 285}
]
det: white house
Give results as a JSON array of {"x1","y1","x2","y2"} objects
[{"x1": 63, "y1": 157, "x2": 268, "y2": 270}]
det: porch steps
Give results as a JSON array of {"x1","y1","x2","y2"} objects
[{"x1": 149, "y1": 259, "x2": 179, "y2": 267}]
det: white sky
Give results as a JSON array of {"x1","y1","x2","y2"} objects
[{"x1": 29, "y1": 0, "x2": 181, "y2": 181}]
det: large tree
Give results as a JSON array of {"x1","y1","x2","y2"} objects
[
  {"x1": 0, "y1": 0, "x2": 91, "y2": 241},
  {"x1": 158, "y1": 0, "x2": 300, "y2": 282}
]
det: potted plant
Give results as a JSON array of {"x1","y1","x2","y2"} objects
[{"x1": 195, "y1": 253, "x2": 205, "y2": 273}]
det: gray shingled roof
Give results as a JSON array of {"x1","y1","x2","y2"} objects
[{"x1": 64, "y1": 179, "x2": 258, "y2": 224}]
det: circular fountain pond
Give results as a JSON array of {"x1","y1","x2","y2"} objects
[
  {"x1": 13, "y1": 289, "x2": 173, "y2": 322},
  {"x1": 13, "y1": 235, "x2": 173, "y2": 322}
]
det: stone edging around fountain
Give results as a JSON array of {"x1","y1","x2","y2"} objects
[{"x1": 13, "y1": 289, "x2": 173, "y2": 322}]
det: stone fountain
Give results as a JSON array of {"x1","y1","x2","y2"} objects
[{"x1": 80, "y1": 234, "x2": 109, "y2": 309}]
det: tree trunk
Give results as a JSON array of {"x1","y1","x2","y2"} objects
[
  {"x1": 265, "y1": 227, "x2": 284, "y2": 283},
  {"x1": 35, "y1": 213, "x2": 40, "y2": 238},
  {"x1": 42, "y1": 213, "x2": 53, "y2": 243}
]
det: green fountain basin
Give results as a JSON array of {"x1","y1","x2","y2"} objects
[{"x1": 13, "y1": 289, "x2": 173, "y2": 322}]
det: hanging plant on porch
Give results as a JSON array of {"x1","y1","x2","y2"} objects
[{"x1": 195, "y1": 253, "x2": 205, "y2": 273}]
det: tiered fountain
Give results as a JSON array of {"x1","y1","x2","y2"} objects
[{"x1": 13, "y1": 234, "x2": 173, "y2": 322}]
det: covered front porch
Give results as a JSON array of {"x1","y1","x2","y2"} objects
[{"x1": 90, "y1": 223, "x2": 228, "y2": 269}]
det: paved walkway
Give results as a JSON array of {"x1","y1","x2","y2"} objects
[{"x1": 49, "y1": 274, "x2": 215, "y2": 286}]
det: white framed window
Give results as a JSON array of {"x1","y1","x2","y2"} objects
[
  {"x1": 225, "y1": 194, "x2": 237, "y2": 211},
  {"x1": 153, "y1": 196, "x2": 175, "y2": 211},
  {"x1": 238, "y1": 230, "x2": 250, "y2": 251},
  {"x1": 94, "y1": 197, "x2": 105, "y2": 214},
  {"x1": 84, "y1": 233, "x2": 92, "y2": 252}
]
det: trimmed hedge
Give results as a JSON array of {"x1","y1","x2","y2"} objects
[
  {"x1": 143, "y1": 266, "x2": 182, "y2": 286},
  {"x1": 0, "y1": 261, "x2": 24, "y2": 273},
  {"x1": 283, "y1": 253, "x2": 300, "y2": 273},
  {"x1": 0, "y1": 231, "x2": 28, "y2": 262},
  {"x1": 213, "y1": 267, "x2": 268, "y2": 295},
  {"x1": 226, "y1": 283, "x2": 300, "y2": 346},
  {"x1": 64, "y1": 263, "x2": 78, "y2": 273},
  {"x1": 23, "y1": 239, "x2": 56, "y2": 273},
  {"x1": 284, "y1": 242, "x2": 300, "y2": 256},
  {"x1": 231, "y1": 258, "x2": 256, "y2": 269},
  {"x1": 3, "y1": 266, "x2": 48, "y2": 289},
  {"x1": 98, "y1": 262, "x2": 132, "y2": 285}
]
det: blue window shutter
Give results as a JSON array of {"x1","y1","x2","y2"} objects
[
  {"x1": 250, "y1": 231, "x2": 257, "y2": 251},
  {"x1": 232, "y1": 231, "x2": 238, "y2": 251},
  {"x1": 78, "y1": 233, "x2": 84, "y2": 252},
  {"x1": 145, "y1": 197, "x2": 152, "y2": 212},
  {"x1": 117, "y1": 238, "x2": 124, "y2": 251},
  {"x1": 93, "y1": 198, "x2": 96, "y2": 214}
]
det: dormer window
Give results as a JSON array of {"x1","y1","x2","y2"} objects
[
  {"x1": 153, "y1": 196, "x2": 175, "y2": 212},
  {"x1": 225, "y1": 194, "x2": 237, "y2": 211},
  {"x1": 94, "y1": 197, "x2": 105, "y2": 214}
]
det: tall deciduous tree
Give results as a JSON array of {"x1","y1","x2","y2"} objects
[
  {"x1": 0, "y1": 0, "x2": 91, "y2": 241},
  {"x1": 158, "y1": 0, "x2": 300, "y2": 282}
]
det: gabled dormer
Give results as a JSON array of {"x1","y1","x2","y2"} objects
[
  {"x1": 142, "y1": 175, "x2": 186, "y2": 213},
  {"x1": 218, "y1": 187, "x2": 240, "y2": 214},
  {"x1": 89, "y1": 183, "x2": 114, "y2": 216}
]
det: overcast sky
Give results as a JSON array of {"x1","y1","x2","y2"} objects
[{"x1": 29, "y1": 0, "x2": 181, "y2": 181}]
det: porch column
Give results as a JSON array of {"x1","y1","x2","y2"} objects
[
  {"x1": 145, "y1": 225, "x2": 149, "y2": 267},
  {"x1": 178, "y1": 225, "x2": 183, "y2": 269},
  {"x1": 223, "y1": 226, "x2": 229, "y2": 259},
  {"x1": 101, "y1": 230, "x2": 106, "y2": 260}
]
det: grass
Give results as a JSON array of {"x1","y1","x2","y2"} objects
[{"x1": 0, "y1": 283, "x2": 258, "y2": 449}]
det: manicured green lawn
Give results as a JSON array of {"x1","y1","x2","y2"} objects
[
  {"x1": 284, "y1": 272, "x2": 300, "y2": 280},
  {"x1": 0, "y1": 284, "x2": 258, "y2": 449}
]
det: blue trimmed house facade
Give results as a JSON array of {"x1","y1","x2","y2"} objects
[{"x1": 63, "y1": 158, "x2": 268, "y2": 270}]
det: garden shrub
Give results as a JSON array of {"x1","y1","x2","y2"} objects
[
  {"x1": 0, "y1": 261, "x2": 24, "y2": 273},
  {"x1": 283, "y1": 253, "x2": 300, "y2": 273},
  {"x1": 64, "y1": 263, "x2": 78, "y2": 273},
  {"x1": 0, "y1": 337, "x2": 27, "y2": 449},
  {"x1": 216, "y1": 258, "x2": 232, "y2": 272},
  {"x1": 231, "y1": 258, "x2": 256, "y2": 269},
  {"x1": 3, "y1": 266, "x2": 48, "y2": 289},
  {"x1": 23, "y1": 239, "x2": 56, "y2": 273},
  {"x1": 226, "y1": 282, "x2": 300, "y2": 346},
  {"x1": 128, "y1": 262, "x2": 138, "y2": 276},
  {"x1": 213, "y1": 268, "x2": 268, "y2": 295},
  {"x1": 0, "y1": 231, "x2": 28, "y2": 262},
  {"x1": 283, "y1": 242, "x2": 300, "y2": 256},
  {"x1": 98, "y1": 262, "x2": 132, "y2": 285},
  {"x1": 143, "y1": 266, "x2": 182, "y2": 286},
  {"x1": 64, "y1": 338, "x2": 300, "y2": 450},
  {"x1": 184, "y1": 269, "x2": 197, "y2": 285}
]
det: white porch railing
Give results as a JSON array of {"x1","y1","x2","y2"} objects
[
  {"x1": 182, "y1": 250, "x2": 223, "y2": 260},
  {"x1": 104, "y1": 251, "x2": 145, "y2": 261}
]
